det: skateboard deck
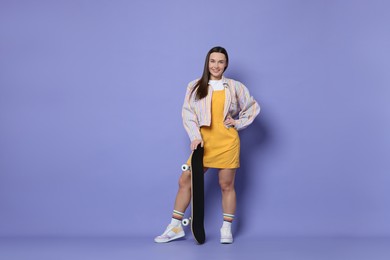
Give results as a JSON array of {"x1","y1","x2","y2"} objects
[{"x1": 190, "y1": 144, "x2": 205, "y2": 244}]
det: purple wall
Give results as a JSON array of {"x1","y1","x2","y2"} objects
[{"x1": 1, "y1": 0, "x2": 389, "y2": 238}]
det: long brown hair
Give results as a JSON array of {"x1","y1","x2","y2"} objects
[{"x1": 191, "y1": 46, "x2": 229, "y2": 100}]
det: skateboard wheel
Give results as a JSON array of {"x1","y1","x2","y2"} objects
[
  {"x1": 181, "y1": 164, "x2": 190, "y2": 171},
  {"x1": 182, "y1": 218, "x2": 190, "y2": 226}
]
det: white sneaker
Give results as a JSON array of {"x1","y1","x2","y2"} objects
[
  {"x1": 220, "y1": 227, "x2": 233, "y2": 244},
  {"x1": 154, "y1": 224, "x2": 185, "y2": 243}
]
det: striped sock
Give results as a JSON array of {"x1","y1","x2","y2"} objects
[
  {"x1": 171, "y1": 210, "x2": 184, "y2": 226},
  {"x1": 223, "y1": 213, "x2": 235, "y2": 223}
]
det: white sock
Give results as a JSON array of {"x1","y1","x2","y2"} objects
[
  {"x1": 170, "y1": 210, "x2": 184, "y2": 226},
  {"x1": 170, "y1": 218, "x2": 181, "y2": 226},
  {"x1": 222, "y1": 221, "x2": 232, "y2": 229}
]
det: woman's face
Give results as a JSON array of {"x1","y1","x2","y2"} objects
[{"x1": 208, "y1": 52, "x2": 227, "y2": 80}]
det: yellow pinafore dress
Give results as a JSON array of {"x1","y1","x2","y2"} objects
[{"x1": 187, "y1": 89, "x2": 240, "y2": 169}]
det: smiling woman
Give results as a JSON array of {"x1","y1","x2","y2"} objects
[
  {"x1": 190, "y1": 47, "x2": 230, "y2": 101},
  {"x1": 154, "y1": 46, "x2": 260, "y2": 244},
  {"x1": 209, "y1": 52, "x2": 227, "y2": 79}
]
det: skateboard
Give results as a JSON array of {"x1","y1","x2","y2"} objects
[{"x1": 181, "y1": 144, "x2": 205, "y2": 244}]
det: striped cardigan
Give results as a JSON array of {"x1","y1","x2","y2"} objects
[{"x1": 182, "y1": 77, "x2": 260, "y2": 142}]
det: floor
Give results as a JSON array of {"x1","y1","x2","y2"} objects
[{"x1": 1, "y1": 235, "x2": 389, "y2": 260}]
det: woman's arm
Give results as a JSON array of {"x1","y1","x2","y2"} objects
[
  {"x1": 182, "y1": 85, "x2": 203, "y2": 143},
  {"x1": 234, "y1": 82, "x2": 260, "y2": 131}
]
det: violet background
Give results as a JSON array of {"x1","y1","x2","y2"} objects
[{"x1": 1, "y1": 0, "x2": 389, "y2": 239}]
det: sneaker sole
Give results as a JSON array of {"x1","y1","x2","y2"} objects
[
  {"x1": 220, "y1": 238, "x2": 233, "y2": 244},
  {"x1": 154, "y1": 232, "x2": 185, "y2": 243}
]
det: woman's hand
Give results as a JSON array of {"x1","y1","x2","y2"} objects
[
  {"x1": 190, "y1": 139, "x2": 203, "y2": 151},
  {"x1": 224, "y1": 115, "x2": 236, "y2": 128}
]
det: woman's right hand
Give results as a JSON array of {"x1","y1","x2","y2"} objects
[{"x1": 190, "y1": 139, "x2": 204, "y2": 151}]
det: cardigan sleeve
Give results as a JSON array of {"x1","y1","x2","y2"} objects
[
  {"x1": 182, "y1": 84, "x2": 202, "y2": 142},
  {"x1": 234, "y1": 82, "x2": 260, "y2": 131}
]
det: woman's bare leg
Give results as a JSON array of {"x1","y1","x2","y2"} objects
[
  {"x1": 173, "y1": 170, "x2": 192, "y2": 212},
  {"x1": 218, "y1": 168, "x2": 236, "y2": 244},
  {"x1": 218, "y1": 169, "x2": 237, "y2": 215}
]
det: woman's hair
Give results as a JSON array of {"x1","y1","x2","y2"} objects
[{"x1": 191, "y1": 46, "x2": 229, "y2": 100}]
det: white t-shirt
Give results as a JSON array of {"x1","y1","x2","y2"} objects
[{"x1": 209, "y1": 80, "x2": 224, "y2": 91}]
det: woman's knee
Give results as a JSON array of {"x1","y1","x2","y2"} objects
[
  {"x1": 219, "y1": 169, "x2": 236, "y2": 192},
  {"x1": 219, "y1": 178, "x2": 234, "y2": 192},
  {"x1": 178, "y1": 170, "x2": 191, "y2": 189}
]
